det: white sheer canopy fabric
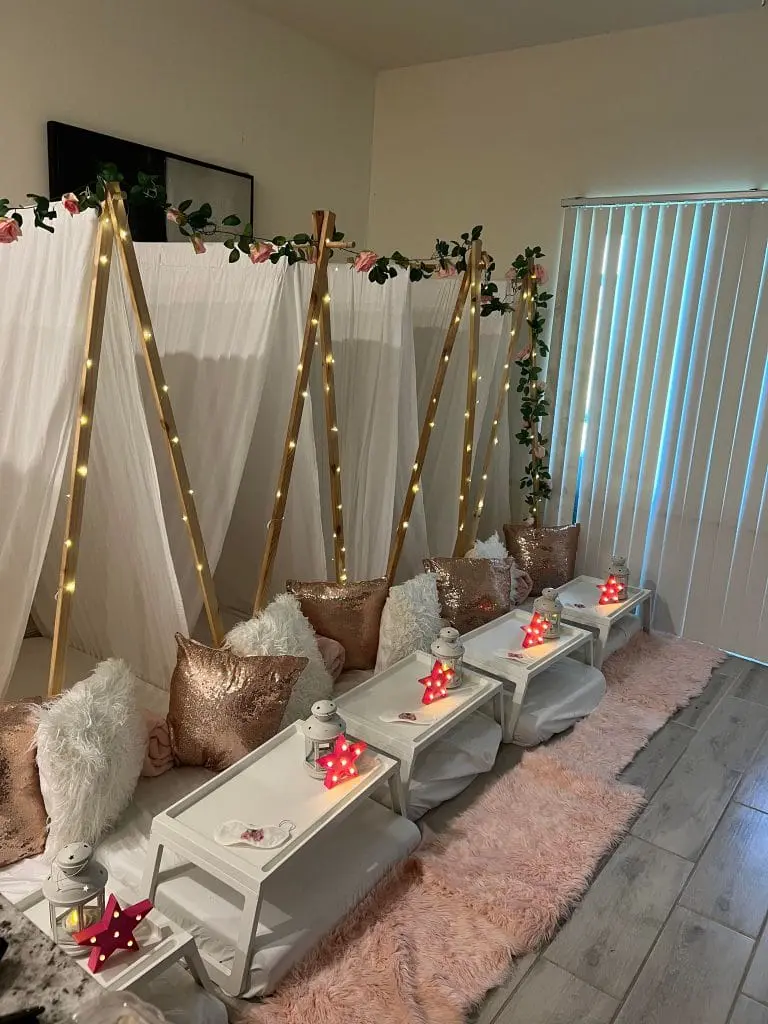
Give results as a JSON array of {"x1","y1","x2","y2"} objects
[
  {"x1": 549, "y1": 199, "x2": 768, "y2": 661},
  {"x1": 135, "y1": 244, "x2": 287, "y2": 625},
  {"x1": 410, "y1": 277, "x2": 512, "y2": 557},
  {"x1": 35, "y1": 248, "x2": 187, "y2": 689},
  {"x1": 0, "y1": 205, "x2": 96, "y2": 696}
]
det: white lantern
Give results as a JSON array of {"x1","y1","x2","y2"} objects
[
  {"x1": 430, "y1": 627, "x2": 465, "y2": 688},
  {"x1": 303, "y1": 699, "x2": 346, "y2": 778},
  {"x1": 533, "y1": 587, "x2": 563, "y2": 639},
  {"x1": 608, "y1": 555, "x2": 630, "y2": 599},
  {"x1": 43, "y1": 842, "x2": 108, "y2": 947}
]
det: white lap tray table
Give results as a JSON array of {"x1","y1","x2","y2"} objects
[
  {"x1": 140, "y1": 723, "x2": 417, "y2": 997},
  {"x1": 335, "y1": 651, "x2": 509, "y2": 817},
  {"x1": 554, "y1": 574, "x2": 653, "y2": 667},
  {"x1": 461, "y1": 608, "x2": 595, "y2": 739}
]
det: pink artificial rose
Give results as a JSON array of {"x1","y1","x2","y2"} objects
[
  {"x1": 191, "y1": 234, "x2": 206, "y2": 255},
  {"x1": 62, "y1": 192, "x2": 80, "y2": 216},
  {"x1": 0, "y1": 217, "x2": 22, "y2": 244},
  {"x1": 249, "y1": 242, "x2": 275, "y2": 264},
  {"x1": 353, "y1": 250, "x2": 378, "y2": 273},
  {"x1": 533, "y1": 263, "x2": 548, "y2": 285},
  {"x1": 516, "y1": 344, "x2": 532, "y2": 361},
  {"x1": 533, "y1": 444, "x2": 546, "y2": 459},
  {"x1": 504, "y1": 266, "x2": 520, "y2": 282},
  {"x1": 435, "y1": 262, "x2": 458, "y2": 278},
  {"x1": 166, "y1": 207, "x2": 183, "y2": 224}
]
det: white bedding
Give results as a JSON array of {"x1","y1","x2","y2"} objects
[{"x1": 1, "y1": 765, "x2": 420, "y2": 998}]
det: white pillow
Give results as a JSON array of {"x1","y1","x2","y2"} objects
[
  {"x1": 467, "y1": 532, "x2": 508, "y2": 560},
  {"x1": 225, "y1": 593, "x2": 332, "y2": 725},
  {"x1": 375, "y1": 573, "x2": 443, "y2": 672},
  {"x1": 35, "y1": 659, "x2": 147, "y2": 858},
  {"x1": 466, "y1": 533, "x2": 532, "y2": 605}
]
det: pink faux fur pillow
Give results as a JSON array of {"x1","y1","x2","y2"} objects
[
  {"x1": 316, "y1": 636, "x2": 346, "y2": 681},
  {"x1": 141, "y1": 710, "x2": 173, "y2": 777}
]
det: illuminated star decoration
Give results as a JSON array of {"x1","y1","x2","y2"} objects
[
  {"x1": 74, "y1": 893, "x2": 153, "y2": 973},
  {"x1": 317, "y1": 734, "x2": 367, "y2": 790},
  {"x1": 598, "y1": 574, "x2": 625, "y2": 605},
  {"x1": 418, "y1": 659, "x2": 452, "y2": 704},
  {"x1": 521, "y1": 611, "x2": 549, "y2": 649}
]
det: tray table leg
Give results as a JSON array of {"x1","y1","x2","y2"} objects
[
  {"x1": 141, "y1": 835, "x2": 165, "y2": 901},
  {"x1": 641, "y1": 594, "x2": 652, "y2": 633},
  {"x1": 398, "y1": 756, "x2": 414, "y2": 819},
  {"x1": 387, "y1": 772, "x2": 407, "y2": 817},
  {"x1": 495, "y1": 689, "x2": 513, "y2": 744},
  {"x1": 504, "y1": 675, "x2": 529, "y2": 741},
  {"x1": 224, "y1": 887, "x2": 263, "y2": 997}
]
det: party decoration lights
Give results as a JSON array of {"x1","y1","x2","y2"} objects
[
  {"x1": 521, "y1": 611, "x2": 549, "y2": 648},
  {"x1": 74, "y1": 893, "x2": 154, "y2": 973},
  {"x1": 316, "y1": 734, "x2": 366, "y2": 790},
  {"x1": 418, "y1": 659, "x2": 453, "y2": 704}
]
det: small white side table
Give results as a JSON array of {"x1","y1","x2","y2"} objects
[
  {"x1": 335, "y1": 651, "x2": 508, "y2": 817},
  {"x1": 461, "y1": 608, "x2": 595, "y2": 738},
  {"x1": 554, "y1": 574, "x2": 654, "y2": 668},
  {"x1": 140, "y1": 723, "x2": 403, "y2": 997},
  {"x1": 16, "y1": 888, "x2": 212, "y2": 994}
]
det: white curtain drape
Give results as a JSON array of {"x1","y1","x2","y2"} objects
[
  {"x1": 35, "y1": 249, "x2": 187, "y2": 689},
  {"x1": 410, "y1": 277, "x2": 511, "y2": 556},
  {"x1": 549, "y1": 198, "x2": 768, "y2": 661},
  {"x1": 135, "y1": 244, "x2": 286, "y2": 626},
  {"x1": 0, "y1": 205, "x2": 96, "y2": 696}
]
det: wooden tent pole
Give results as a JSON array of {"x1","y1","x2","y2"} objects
[
  {"x1": 453, "y1": 239, "x2": 484, "y2": 556},
  {"x1": 107, "y1": 185, "x2": 224, "y2": 647},
  {"x1": 386, "y1": 269, "x2": 472, "y2": 584},
  {"x1": 48, "y1": 206, "x2": 114, "y2": 697},
  {"x1": 253, "y1": 211, "x2": 336, "y2": 612},
  {"x1": 314, "y1": 211, "x2": 347, "y2": 583},
  {"x1": 466, "y1": 298, "x2": 526, "y2": 550}
]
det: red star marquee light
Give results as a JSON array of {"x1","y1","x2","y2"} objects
[
  {"x1": 598, "y1": 575, "x2": 625, "y2": 605},
  {"x1": 74, "y1": 893, "x2": 154, "y2": 973},
  {"x1": 521, "y1": 611, "x2": 548, "y2": 649},
  {"x1": 317, "y1": 734, "x2": 367, "y2": 790},
  {"x1": 418, "y1": 659, "x2": 452, "y2": 704}
]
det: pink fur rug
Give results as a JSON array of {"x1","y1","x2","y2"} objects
[{"x1": 240, "y1": 632, "x2": 724, "y2": 1024}]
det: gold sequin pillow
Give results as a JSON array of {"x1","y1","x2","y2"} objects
[
  {"x1": 0, "y1": 701, "x2": 47, "y2": 868},
  {"x1": 503, "y1": 524, "x2": 580, "y2": 596},
  {"x1": 423, "y1": 557, "x2": 512, "y2": 635},
  {"x1": 286, "y1": 578, "x2": 389, "y2": 670},
  {"x1": 168, "y1": 635, "x2": 307, "y2": 771}
]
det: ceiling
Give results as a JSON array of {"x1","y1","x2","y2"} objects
[{"x1": 246, "y1": 0, "x2": 759, "y2": 69}]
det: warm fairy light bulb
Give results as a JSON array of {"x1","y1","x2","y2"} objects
[
  {"x1": 466, "y1": 444, "x2": 471, "y2": 452},
  {"x1": 493, "y1": 419, "x2": 499, "y2": 427},
  {"x1": 196, "y1": 563, "x2": 203, "y2": 571},
  {"x1": 336, "y1": 503, "x2": 342, "y2": 510},
  {"x1": 444, "y1": 354, "x2": 449, "y2": 363},
  {"x1": 340, "y1": 573, "x2": 347, "y2": 582},
  {"x1": 86, "y1": 359, "x2": 93, "y2": 369},
  {"x1": 143, "y1": 329, "x2": 152, "y2": 341},
  {"x1": 188, "y1": 488, "x2": 194, "y2": 495},
  {"x1": 182, "y1": 515, "x2": 188, "y2": 522},
  {"x1": 413, "y1": 462, "x2": 419, "y2": 471},
  {"x1": 482, "y1": 473, "x2": 487, "y2": 481},
  {"x1": 325, "y1": 384, "x2": 330, "y2": 393},
  {"x1": 99, "y1": 255, "x2": 108, "y2": 265},
  {"x1": 429, "y1": 421, "x2": 435, "y2": 428},
  {"x1": 493, "y1": 437, "x2": 499, "y2": 445},
  {"x1": 478, "y1": 498, "x2": 484, "y2": 509},
  {"x1": 80, "y1": 415, "x2": 89, "y2": 426},
  {"x1": 311, "y1": 318, "x2": 319, "y2": 326},
  {"x1": 454, "y1": 316, "x2": 460, "y2": 324},
  {"x1": 326, "y1": 354, "x2": 334, "y2": 365},
  {"x1": 297, "y1": 362, "x2": 303, "y2": 372},
  {"x1": 504, "y1": 362, "x2": 509, "y2": 370},
  {"x1": 412, "y1": 483, "x2": 419, "y2": 493},
  {"x1": 323, "y1": 294, "x2": 331, "y2": 304},
  {"x1": 64, "y1": 581, "x2": 76, "y2": 594},
  {"x1": 471, "y1": 370, "x2": 478, "y2": 382},
  {"x1": 504, "y1": 382, "x2": 510, "y2": 391},
  {"x1": 77, "y1": 465, "x2": 88, "y2": 477},
  {"x1": 120, "y1": 229, "x2": 127, "y2": 240},
  {"x1": 402, "y1": 520, "x2": 409, "y2": 529},
  {"x1": 459, "y1": 494, "x2": 464, "y2": 501},
  {"x1": 171, "y1": 436, "x2": 179, "y2": 444},
  {"x1": 331, "y1": 424, "x2": 338, "y2": 432},
  {"x1": 464, "y1": 411, "x2": 470, "y2": 419},
  {"x1": 301, "y1": 390, "x2": 308, "y2": 399},
  {"x1": 162, "y1": 384, "x2": 169, "y2": 392},
  {"x1": 336, "y1": 466, "x2": 341, "y2": 474},
  {"x1": 288, "y1": 440, "x2": 296, "y2": 449},
  {"x1": 64, "y1": 538, "x2": 73, "y2": 548}
]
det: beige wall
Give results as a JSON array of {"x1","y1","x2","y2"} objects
[
  {"x1": 1, "y1": 0, "x2": 375, "y2": 242},
  {"x1": 368, "y1": 10, "x2": 768, "y2": 267}
]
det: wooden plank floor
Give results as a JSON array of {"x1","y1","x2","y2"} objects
[{"x1": 468, "y1": 655, "x2": 768, "y2": 1024}]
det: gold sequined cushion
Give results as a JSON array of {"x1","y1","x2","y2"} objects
[
  {"x1": 503, "y1": 524, "x2": 580, "y2": 596},
  {"x1": 286, "y1": 578, "x2": 389, "y2": 670},
  {"x1": 0, "y1": 701, "x2": 47, "y2": 868},
  {"x1": 423, "y1": 557, "x2": 512, "y2": 634},
  {"x1": 168, "y1": 635, "x2": 308, "y2": 772}
]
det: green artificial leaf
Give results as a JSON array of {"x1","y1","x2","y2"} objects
[
  {"x1": 222, "y1": 214, "x2": 241, "y2": 226},
  {"x1": 471, "y1": 225, "x2": 482, "y2": 240},
  {"x1": 269, "y1": 253, "x2": 280, "y2": 264},
  {"x1": 332, "y1": 230, "x2": 345, "y2": 242},
  {"x1": 388, "y1": 266, "x2": 397, "y2": 278},
  {"x1": 199, "y1": 203, "x2": 212, "y2": 219},
  {"x1": 292, "y1": 232, "x2": 310, "y2": 244},
  {"x1": 237, "y1": 236, "x2": 251, "y2": 254},
  {"x1": 229, "y1": 248, "x2": 240, "y2": 263},
  {"x1": 178, "y1": 199, "x2": 193, "y2": 212},
  {"x1": 410, "y1": 267, "x2": 423, "y2": 282},
  {"x1": 272, "y1": 235, "x2": 286, "y2": 245},
  {"x1": 11, "y1": 212, "x2": 23, "y2": 227},
  {"x1": 224, "y1": 237, "x2": 235, "y2": 249},
  {"x1": 242, "y1": 222, "x2": 253, "y2": 238}
]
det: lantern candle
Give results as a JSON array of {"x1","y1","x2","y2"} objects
[
  {"x1": 42, "y1": 842, "x2": 108, "y2": 949},
  {"x1": 532, "y1": 587, "x2": 563, "y2": 639},
  {"x1": 607, "y1": 555, "x2": 630, "y2": 597},
  {"x1": 430, "y1": 627, "x2": 465, "y2": 688},
  {"x1": 303, "y1": 699, "x2": 346, "y2": 778}
]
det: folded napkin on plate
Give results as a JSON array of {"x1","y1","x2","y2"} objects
[
  {"x1": 316, "y1": 636, "x2": 346, "y2": 681},
  {"x1": 141, "y1": 710, "x2": 174, "y2": 777}
]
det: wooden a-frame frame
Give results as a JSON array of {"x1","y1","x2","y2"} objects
[{"x1": 48, "y1": 186, "x2": 223, "y2": 697}]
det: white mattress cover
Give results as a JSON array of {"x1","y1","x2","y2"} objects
[{"x1": 0, "y1": 766, "x2": 420, "y2": 997}]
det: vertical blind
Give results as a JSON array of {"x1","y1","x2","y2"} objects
[{"x1": 548, "y1": 197, "x2": 768, "y2": 662}]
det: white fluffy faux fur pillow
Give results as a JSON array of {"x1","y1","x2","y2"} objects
[
  {"x1": 375, "y1": 573, "x2": 444, "y2": 672},
  {"x1": 467, "y1": 532, "x2": 533, "y2": 606},
  {"x1": 35, "y1": 659, "x2": 147, "y2": 858},
  {"x1": 226, "y1": 593, "x2": 332, "y2": 725}
]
